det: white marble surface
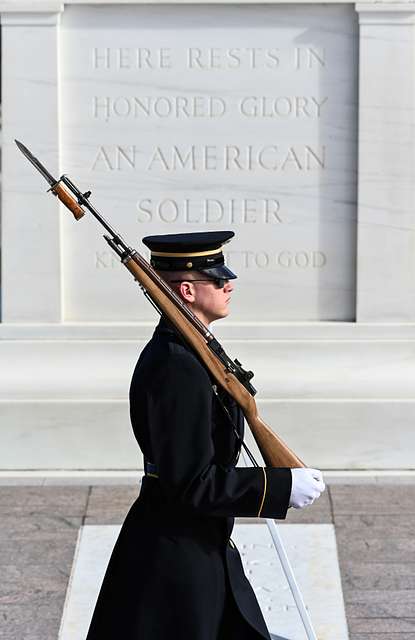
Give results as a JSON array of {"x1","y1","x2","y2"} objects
[
  {"x1": 59, "y1": 4, "x2": 358, "y2": 322},
  {"x1": 356, "y1": 6, "x2": 415, "y2": 321},
  {"x1": 58, "y1": 524, "x2": 348, "y2": 640},
  {"x1": 0, "y1": 2, "x2": 63, "y2": 12},
  {"x1": 1, "y1": 10, "x2": 63, "y2": 321},
  {"x1": 0, "y1": 400, "x2": 141, "y2": 470}
]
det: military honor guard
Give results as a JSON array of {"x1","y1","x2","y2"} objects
[{"x1": 86, "y1": 231, "x2": 325, "y2": 640}]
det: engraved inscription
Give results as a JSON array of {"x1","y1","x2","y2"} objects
[
  {"x1": 94, "y1": 249, "x2": 327, "y2": 270},
  {"x1": 294, "y1": 46, "x2": 325, "y2": 69},
  {"x1": 136, "y1": 198, "x2": 282, "y2": 224},
  {"x1": 92, "y1": 47, "x2": 172, "y2": 69},
  {"x1": 91, "y1": 46, "x2": 325, "y2": 71},
  {"x1": 238, "y1": 96, "x2": 328, "y2": 118},
  {"x1": 91, "y1": 146, "x2": 137, "y2": 171},
  {"x1": 88, "y1": 35, "x2": 329, "y2": 252},
  {"x1": 92, "y1": 95, "x2": 328, "y2": 121},
  {"x1": 91, "y1": 144, "x2": 326, "y2": 172},
  {"x1": 92, "y1": 95, "x2": 227, "y2": 120},
  {"x1": 226, "y1": 250, "x2": 327, "y2": 269},
  {"x1": 146, "y1": 145, "x2": 325, "y2": 172},
  {"x1": 186, "y1": 47, "x2": 281, "y2": 69}
]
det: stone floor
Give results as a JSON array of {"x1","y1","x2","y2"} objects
[{"x1": 0, "y1": 483, "x2": 414, "y2": 640}]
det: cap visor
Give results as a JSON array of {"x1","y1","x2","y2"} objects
[{"x1": 199, "y1": 265, "x2": 237, "y2": 280}]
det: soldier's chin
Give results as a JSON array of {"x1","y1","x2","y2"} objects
[{"x1": 210, "y1": 308, "x2": 229, "y2": 323}]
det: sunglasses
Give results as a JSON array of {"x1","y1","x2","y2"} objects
[{"x1": 170, "y1": 278, "x2": 229, "y2": 289}]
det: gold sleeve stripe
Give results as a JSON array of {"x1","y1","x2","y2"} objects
[
  {"x1": 257, "y1": 467, "x2": 267, "y2": 517},
  {"x1": 151, "y1": 248, "x2": 222, "y2": 258}
]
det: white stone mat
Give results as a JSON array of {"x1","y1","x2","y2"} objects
[
  {"x1": 232, "y1": 524, "x2": 348, "y2": 640},
  {"x1": 59, "y1": 524, "x2": 348, "y2": 640}
]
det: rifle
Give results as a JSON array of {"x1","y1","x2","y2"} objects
[{"x1": 16, "y1": 140, "x2": 305, "y2": 469}]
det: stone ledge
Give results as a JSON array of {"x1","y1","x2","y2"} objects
[
  {"x1": 3, "y1": 0, "x2": 412, "y2": 6},
  {"x1": 3, "y1": 321, "x2": 415, "y2": 340},
  {"x1": 1, "y1": 470, "x2": 415, "y2": 485},
  {"x1": 2, "y1": 339, "x2": 415, "y2": 399}
]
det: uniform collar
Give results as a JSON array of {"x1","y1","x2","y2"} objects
[
  {"x1": 155, "y1": 314, "x2": 211, "y2": 334},
  {"x1": 154, "y1": 314, "x2": 179, "y2": 336},
  {"x1": 154, "y1": 315, "x2": 216, "y2": 381}
]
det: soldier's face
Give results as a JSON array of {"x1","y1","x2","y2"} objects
[
  {"x1": 177, "y1": 277, "x2": 234, "y2": 326},
  {"x1": 194, "y1": 278, "x2": 234, "y2": 323}
]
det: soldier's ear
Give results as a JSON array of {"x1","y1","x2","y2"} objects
[{"x1": 178, "y1": 281, "x2": 196, "y2": 302}]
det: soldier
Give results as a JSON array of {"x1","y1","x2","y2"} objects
[{"x1": 86, "y1": 231, "x2": 325, "y2": 640}]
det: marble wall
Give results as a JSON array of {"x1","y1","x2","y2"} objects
[{"x1": 59, "y1": 4, "x2": 358, "y2": 322}]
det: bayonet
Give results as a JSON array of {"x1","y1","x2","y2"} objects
[
  {"x1": 16, "y1": 139, "x2": 85, "y2": 220},
  {"x1": 15, "y1": 140, "x2": 58, "y2": 187}
]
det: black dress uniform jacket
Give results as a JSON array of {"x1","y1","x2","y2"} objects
[{"x1": 86, "y1": 316, "x2": 292, "y2": 640}]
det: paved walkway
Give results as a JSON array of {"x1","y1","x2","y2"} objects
[{"x1": 0, "y1": 483, "x2": 414, "y2": 640}]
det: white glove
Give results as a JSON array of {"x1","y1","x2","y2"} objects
[{"x1": 289, "y1": 468, "x2": 325, "y2": 509}]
